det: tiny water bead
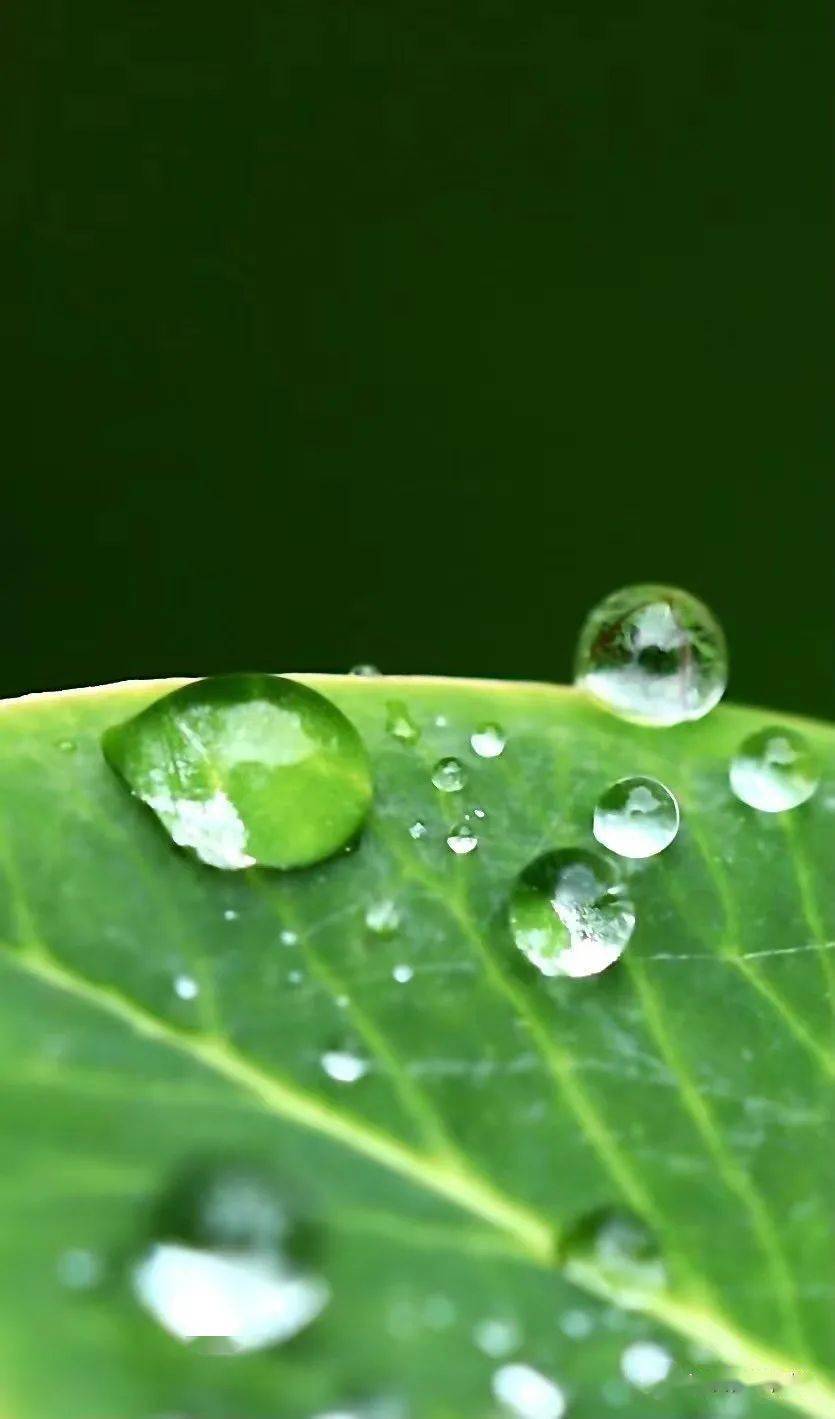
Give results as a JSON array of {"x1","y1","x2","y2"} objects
[
  {"x1": 470, "y1": 723, "x2": 506, "y2": 759},
  {"x1": 365, "y1": 899, "x2": 401, "y2": 936},
  {"x1": 102, "y1": 674, "x2": 372, "y2": 871},
  {"x1": 432, "y1": 757, "x2": 466, "y2": 793},
  {"x1": 130, "y1": 1163, "x2": 327, "y2": 1352},
  {"x1": 575, "y1": 584, "x2": 727, "y2": 726},
  {"x1": 561, "y1": 1207, "x2": 666, "y2": 1293},
  {"x1": 492, "y1": 1363, "x2": 566, "y2": 1419},
  {"x1": 408, "y1": 820, "x2": 428, "y2": 840},
  {"x1": 593, "y1": 777, "x2": 679, "y2": 859},
  {"x1": 174, "y1": 974, "x2": 200, "y2": 1001},
  {"x1": 729, "y1": 727, "x2": 820, "y2": 813},
  {"x1": 349, "y1": 664, "x2": 381, "y2": 677},
  {"x1": 392, "y1": 963, "x2": 414, "y2": 984},
  {"x1": 57, "y1": 1247, "x2": 103, "y2": 1291},
  {"x1": 620, "y1": 1340, "x2": 672, "y2": 1388},
  {"x1": 447, "y1": 823, "x2": 479, "y2": 856},
  {"x1": 509, "y1": 848, "x2": 635, "y2": 979},
  {"x1": 385, "y1": 700, "x2": 420, "y2": 745},
  {"x1": 473, "y1": 1316, "x2": 521, "y2": 1358}
]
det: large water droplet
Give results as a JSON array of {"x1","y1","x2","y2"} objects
[
  {"x1": 432, "y1": 757, "x2": 466, "y2": 793},
  {"x1": 102, "y1": 675, "x2": 372, "y2": 871},
  {"x1": 509, "y1": 849, "x2": 635, "y2": 979},
  {"x1": 575, "y1": 585, "x2": 727, "y2": 726},
  {"x1": 470, "y1": 723, "x2": 506, "y2": 759},
  {"x1": 593, "y1": 777, "x2": 679, "y2": 858},
  {"x1": 492, "y1": 1363, "x2": 566, "y2": 1419},
  {"x1": 130, "y1": 1163, "x2": 328, "y2": 1352},
  {"x1": 729, "y1": 727, "x2": 819, "y2": 812},
  {"x1": 321, "y1": 1049, "x2": 369, "y2": 1084},
  {"x1": 386, "y1": 701, "x2": 420, "y2": 745},
  {"x1": 562, "y1": 1207, "x2": 666, "y2": 1292},
  {"x1": 620, "y1": 1340, "x2": 672, "y2": 1388},
  {"x1": 447, "y1": 823, "x2": 479, "y2": 855}
]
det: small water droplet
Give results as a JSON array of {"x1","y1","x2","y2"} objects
[
  {"x1": 562, "y1": 1207, "x2": 666, "y2": 1292},
  {"x1": 280, "y1": 929, "x2": 299, "y2": 946},
  {"x1": 131, "y1": 1163, "x2": 327, "y2": 1352},
  {"x1": 559, "y1": 1308, "x2": 594, "y2": 1340},
  {"x1": 365, "y1": 899, "x2": 401, "y2": 937},
  {"x1": 510, "y1": 848, "x2": 635, "y2": 979},
  {"x1": 223, "y1": 908, "x2": 239, "y2": 922},
  {"x1": 386, "y1": 701, "x2": 420, "y2": 745},
  {"x1": 492, "y1": 1363, "x2": 566, "y2": 1419},
  {"x1": 102, "y1": 675, "x2": 373, "y2": 871},
  {"x1": 575, "y1": 585, "x2": 727, "y2": 726},
  {"x1": 57, "y1": 1247, "x2": 103, "y2": 1290},
  {"x1": 350, "y1": 664, "x2": 381, "y2": 677},
  {"x1": 593, "y1": 777, "x2": 679, "y2": 858},
  {"x1": 473, "y1": 1316, "x2": 521, "y2": 1358},
  {"x1": 729, "y1": 727, "x2": 819, "y2": 812},
  {"x1": 470, "y1": 724, "x2": 506, "y2": 759},
  {"x1": 174, "y1": 974, "x2": 200, "y2": 1001},
  {"x1": 447, "y1": 823, "x2": 479, "y2": 855},
  {"x1": 57, "y1": 738, "x2": 77, "y2": 754},
  {"x1": 432, "y1": 757, "x2": 466, "y2": 793},
  {"x1": 473, "y1": 806, "x2": 486, "y2": 819},
  {"x1": 620, "y1": 1340, "x2": 672, "y2": 1388},
  {"x1": 409, "y1": 820, "x2": 428, "y2": 840},
  {"x1": 392, "y1": 963, "x2": 414, "y2": 983},
  {"x1": 321, "y1": 1050, "x2": 368, "y2": 1084},
  {"x1": 434, "y1": 715, "x2": 448, "y2": 728}
]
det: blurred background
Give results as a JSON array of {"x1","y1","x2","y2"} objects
[{"x1": 4, "y1": 1, "x2": 831, "y2": 716}]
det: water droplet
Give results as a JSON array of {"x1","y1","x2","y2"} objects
[
  {"x1": 280, "y1": 929, "x2": 299, "y2": 946},
  {"x1": 409, "y1": 820, "x2": 428, "y2": 840},
  {"x1": 620, "y1": 1340, "x2": 672, "y2": 1388},
  {"x1": 386, "y1": 701, "x2": 420, "y2": 745},
  {"x1": 131, "y1": 1163, "x2": 327, "y2": 1352},
  {"x1": 432, "y1": 757, "x2": 466, "y2": 793},
  {"x1": 447, "y1": 823, "x2": 479, "y2": 855},
  {"x1": 473, "y1": 1316, "x2": 521, "y2": 1358},
  {"x1": 729, "y1": 727, "x2": 819, "y2": 812},
  {"x1": 510, "y1": 849, "x2": 635, "y2": 979},
  {"x1": 470, "y1": 724, "x2": 506, "y2": 759},
  {"x1": 102, "y1": 675, "x2": 373, "y2": 871},
  {"x1": 57, "y1": 1247, "x2": 103, "y2": 1290},
  {"x1": 350, "y1": 664, "x2": 381, "y2": 677},
  {"x1": 223, "y1": 908, "x2": 239, "y2": 922},
  {"x1": 57, "y1": 738, "x2": 77, "y2": 753},
  {"x1": 492, "y1": 1363, "x2": 566, "y2": 1419},
  {"x1": 174, "y1": 974, "x2": 200, "y2": 1001},
  {"x1": 423, "y1": 1293, "x2": 456, "y2": 1328},
  {"x1": 365, "y1": 899, "x2": 401, "y2": 937},
  {"x1": 473, "y1": 806, "x2": 486, "y2": 819},
  {"x1": 434, "y1": 715, "x2": 448, "y2": 728},
  {"x1": 321, "y1": 1050, "x2": 368, "y2": 1084},
  {"x1": 593, "y1": 777, "x2": 679, "y2": 859},
  {"x1": 575, "y1": 585, "x2": 727, "y2": 726},
  {"x1": 287, "y1": 969, "x2": 304, "y2": 985},
  {"x1": 392, "y1": 963, "x2": 414, "y2": 984},
  {"x1": 562, "y1": 1207, "x2": 666, "y2": 1292},
  {"x1": 559, "y1": 1308, "x2": 593, "y2": 1340}
]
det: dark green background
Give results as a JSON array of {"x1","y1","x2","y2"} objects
[{"x1": 5, "y1": 2, "x2": 832, "y2": 716}]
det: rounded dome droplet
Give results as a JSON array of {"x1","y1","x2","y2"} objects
[
  {"x1": 593, "y1": 776, "x2": 679, "y2": 858},
  {"x1": 130, "y1": 1162, "x2": 328, "y2": 1353},
  {"x1": 509, "y1": 847, "x2": 635, "y2": 979},
  {"x1": 729, "y1": 726, "x2": 819, "y2": 812},
  {"x1": 574, "y1": 584, "x2": 727, "y2": 726},
  {"x1": 102, "y1": 674, "x2": 373, "y2": 870}
]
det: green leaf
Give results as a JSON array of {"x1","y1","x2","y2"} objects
[{"x1": 0, "y1": 676, "x2": 832, "y2": 1419}]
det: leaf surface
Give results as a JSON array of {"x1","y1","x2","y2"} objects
[{"x1": 0, "y1": 677, "x2": 833, "y2": 1419}]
